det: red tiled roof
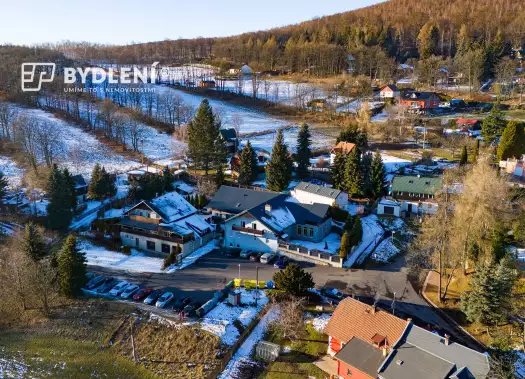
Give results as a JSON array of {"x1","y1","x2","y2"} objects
[
  {"x1": 324, "y1": 298, "x2": 408, "y2": 347},
  {"x1": 456, "y1": 118, "x2": 479, "y2": 125}
]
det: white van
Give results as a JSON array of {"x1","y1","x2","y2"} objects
[{"x1": 260, "y1": 252, "x2": 276, "y2": 264}]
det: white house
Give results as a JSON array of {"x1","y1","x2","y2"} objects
[
  {"x1": 377, "y1": 198, "x2": 401, "y2": 217},
  {"x1": 379, "y1": 84, "x2": 400, "y2": 99},
  {"x1": 390, "y1": 176, "x2": 442, "y2": 218},
  {"x1": 291, "y1": 182, "x2": 348, "y2": 208},
  {"x1": 223, "y1": 194, "x2": 332, "y2": 253}
]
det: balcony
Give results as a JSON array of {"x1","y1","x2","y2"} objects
[{"x1": 232, "y1": 225, "x2": 264, "y2": 236}]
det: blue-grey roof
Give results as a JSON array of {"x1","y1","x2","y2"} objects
[
  {"x1": 294, "y1": 182, "x2": 342, "y2": 199},
  {"x1": 379, "y1": 324, "x2": 489, "y2": 379},
  {"x1": 207, "y1": 186, "x2": 281, "y2": 215},
  {"x1": 335, "y1": 337, "x2": 386, "y2": 378}
]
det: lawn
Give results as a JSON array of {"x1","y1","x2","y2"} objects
[{"x1": 258, "y1": 322, "x2": 328, "y2": 379}]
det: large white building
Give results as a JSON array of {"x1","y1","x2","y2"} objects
[{"x1": 291, "y1": 182, "x2": 348, "y2": 208}]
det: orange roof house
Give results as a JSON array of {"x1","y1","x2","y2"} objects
[{"x1": 331, "y1": 141, "x2": 356, "y2": 155}]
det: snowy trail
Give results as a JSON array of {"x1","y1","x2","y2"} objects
[
  {"x1": 218, "y1": 306, "x2": 279, "y2": 379},
  {"x1": 343, "y1": 215, "x2": 385, "y2": 267}
]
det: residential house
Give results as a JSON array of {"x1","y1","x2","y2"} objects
[
  {"x1": 230, "y1": 64, "x2": 253, "y2": 75},
  {"x1": 378, "y1": 323, "x2": 490, "y2": 379},
  {"x1": 330, "y1": 141, "x2": 356, "y2": 165},
  {"x1": 390, "y1": 175, "x2": 442, "y2": 217},
  {"x1": 207, "y1": 186, "x2": 281, "y2": 220},
  {"x1": 291, "y1": 182, "x2": 348, "y2": 208},
  {"x1": 500, "y1": 155, "x2": 525, "y2": 177},
  {"x1": 379, "y1": 85, "x2": 400, "y2": 99},
  {"x1": 456, "y1": 118, "x2": 481, "y2": 131},
  {"x1": 230, "y1": 148, "x2": 271, "y2": 176},
  {"x1": 324, "y1": 298, "x2": 490, "y2": 379},
  {"x1": 223, "y1": 194, "x2": 331, "y2": 253},
  {"x1": 219, "y1": 128, "x2": 238, "y2": 154},
  {"x1": 324, "y1": 297, "x2": 409, "y2": 379},
  {"x1": 119, "y1": 191, "x2": 214, "y2": 258},
  {"x1": 72, "y1": 174, "x2": 88, "y2": 205},
  {"x1": 400, "y1": 91, "x2": 440, "y2": 110}
]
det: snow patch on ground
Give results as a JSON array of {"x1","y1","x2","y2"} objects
[
  {"x1": 165, "y1": 240, "x2": 218, "y2": 272},
  {"x1": 200, "y1": 289, "x2": 269, "y2": 346},
  {"x1": 305, "y1": 312, "x2": 332, "y2": 333},
  {"x1": 371, "y1": 238, "x2": 400, "y2": 263},
  {"x1": 217, "y1": 305, "x2": 279, "y2": 379},
  {"x1": 344, "y1": 214, "x2": 385, "y2": 267},
  {"x1": 381, "y1": 153, "x2": 413, "y2": 173},
  {"x1": 0, "y1": 156, "x2": 24, "y2": 188}
]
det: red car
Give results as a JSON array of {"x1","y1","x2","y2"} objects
[{"x1": 133, "y1": 288, "x2": 153, "y2": 301}]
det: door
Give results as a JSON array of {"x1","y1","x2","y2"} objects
[
  {"x1": 135, "y1": 238, "x2": 139, "y2": 247},
  {"x1": 407, "y1": 203, "x2": 413, "y2": 214}
]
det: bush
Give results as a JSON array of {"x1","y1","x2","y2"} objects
[
  {"x1": 329, "y1": 206, "x2": 349, "y2": 222},
  {"x1": 121, "y1": 245, "x2": 131, "y2": 255},
  {"x1": 162, "y1": 251, "x2": 176, "y2": 269}
]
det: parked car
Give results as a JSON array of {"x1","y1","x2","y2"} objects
[
  {"x1": 182, "y1": 301, "x2": 202, "y2": 317},
  {"x1": 144, "y1": 289, "x2": 164, "y2": 305},
  {"x1": 224, "y1": 249, "x2": 241, "y2": 258},
  {"x1": 85, "y1": 275, "x2": 105, "y2": 290},
  {"x1": 171, "y1": 300, "x2": 187, "y2": 313},
  {"x1": 156, "y1": 292, "x2": 174, "y2": 308},
  {"x1": 249, "y1": 252, "x2": 263, "y2": 262},
  {"x1": 321, "y1": 287, "x2": 345, "y2": 301},
  {"x1": 133, "y1": 288, "x2": 153, "y2": 301},
  {"x1": 109, "y1": 281, "x2": 130, "y2": 296},
  {"x1": 274, "y1": 256, "x2": 289, "y2": 269},
  {"x1": 240, "y1": 249, "x2": 252, "y2": 259},
  {"x1": 121, "y1": 284, "x2": 140, "y2": 299},
  {"x1": 96, "y1": 278, "x2": 118, "y2": 293},
  {"x1": 260, "y1": 252, "x2": 276, "y2": 264}
]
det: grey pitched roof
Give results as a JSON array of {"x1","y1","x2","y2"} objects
[
  {"x1": 294, "y1": 182, "x2": 341, "y2": 199},
  {"x1": 401, "y1": 91, "x2": 439, "y2": 101},
  {"x1": 219, "y1": 128, "x2": 237, "y2": 141},
  {"x1": 246, "y1": 194, "x2": 330, "y2": 234},
  {"x1": 207, "y1": 186, "x2": 280, "y2": 215},
  {"x1": 379, "y1": 324, "x2": 489, "y2": 379},
  {"x1": 335, "y1": 337, "x2": 386, "y2": 377}
]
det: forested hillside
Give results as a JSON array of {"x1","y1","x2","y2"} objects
[{"x1": 49, "y1": 0, "x2": 525, "y2": 77}]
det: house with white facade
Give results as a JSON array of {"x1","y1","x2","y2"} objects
[
  {"x1": 207, "y1": 186, "x2": 281, "y2": 221},
  {"x1": 291, "y1": 182, "x2": 348, "y2": 208},
  {"x1": 119, "y1": 191, "x2": 214, "y2": 258},
  {"x1": 379, "y1": 84, "x2": 400, "y2": 99},
  {"x1": 223, "y1": 194, "x2": 332, "y2": 253},
  {"x1": 390, "y1": 175, "x2": 442, "y2": 218}
]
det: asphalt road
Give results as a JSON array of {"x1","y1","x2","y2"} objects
[{"x1": 88, "y1": 250, "x2": 481, "y2": 349}]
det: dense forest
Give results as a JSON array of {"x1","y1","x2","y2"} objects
[{"x1": 34, "y1": 0, "x2": 525, "y2": 77}]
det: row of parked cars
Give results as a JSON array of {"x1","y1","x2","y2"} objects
[
  {"x1": 228, "y1": 249, "x2": 291, "y2": 269},
  {"x1": 84, "y1": 274, "x2": 202, "y2": 317}
]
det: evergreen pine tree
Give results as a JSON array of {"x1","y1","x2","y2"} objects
[
  {"x1": 88, "y1": 163, "x2": 102, "y2": 199},
  {"x1": 417, "y1": 22, "x2": 440, "y2": 59},
  {"x1": 349, "y1": 216, "x2": 363, "y2": 247},
  {"x1": 272, "y1": 263, "x2": 314, "y2": 296},
  {"x1": 47, "y1": 165, "x2": 73, "y2": 229},
  {"x1": 187, "y1": 99, "x2": 222, "y2": 174},
  {"x1": 100, "y1": 167, "x2": 117, "y2": 199},
  {"x1": 491, "y1": 227, "x2": 506, "y2": 262},
  {"x1": 238, "y1": 141, "x2": 258, "y2": 185},
  {"x1": 497, "y1": 121, "x2": 525, "y2": 160},
  {"x1": 459, "y1": 145, "x2": 468, "y2": 166},
  {"x1": 295, "y1": 123, "x2": 312, "y2": 179},
  {"x1": 481, "y1": 102, "x2": 507, "y2": 144},
  {"x1": 57, "y1": 234, "x2": 87, "y2": 298},
  {"x1": 344, "y1": 214, "x2": 354, "y2": 232},
  {"x1": 339, "y1": 231, "x2": 351, "y2": 259},
  {"x1": 361, "y1": 151, "x2": 373, "y2": 198},
  {"x1": 199, "y1": 194, "x2": 207, "y2": 208},
  {"x1": 266, "y1": 130, "x2": 293, "y2": 192},
  {"x1": 22, "y1": 222, "x2": 46, "y2": 261},
  {"x1": 337, "y1": 123, "x2": 368, "y2": 150},
  {"x1": 330, "y1": 151, "x2": 346, "y2": 190},
  {"x1": 0, "y1": 171, "x2": 8, "y2": 201},
  {"x1": 370, "y1": 150, "x2": 387, "y2": 199},
  {"x1": 63, "y1": 168, "x2": 77, "y2": 209},
  {"x1": 473, "y1": 139, "x2": 480, "y2": 162},
  {"x1": 345, "y1": 148, "x2": 363, "y2": 198}
]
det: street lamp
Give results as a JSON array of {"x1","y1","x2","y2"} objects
[{"x1": 238, "y1": 263, "x2": 241, "y2": 280}]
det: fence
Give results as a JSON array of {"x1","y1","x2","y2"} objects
[{"x1": 277, "y1": 243, "x2": 343, "y2": 268}]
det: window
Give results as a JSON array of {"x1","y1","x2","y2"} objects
[
  {"x1": 252, "y1": 223, "x2": 256, "y2": 230},
  {"x1": 297, "y1": 226, "x2": 301, "y2": 235},
  {"x1": 241, "y1": 221, "x2": 246, "y2": 227},
  {"x1": 236, "y1": 244, "x2": 240, "y2": 247},
  {"x1": 161, "y1": 244, "x2": 170, "y2": 254},
  {"x1": 309, "y1": 228, "x2": 313, "y2": 237},
  {"x1": 230, "y1": 242, "x2": 233, "y2": 247},
  {"x1": 146, "y1": 241, "x2": 155, "y2": 250},
  {"x1": 303, "y1": 227, "x2": 308, "y2": 236},
  {"x1": 347, "y1": 368, "x2": 352, "y2": 375}
]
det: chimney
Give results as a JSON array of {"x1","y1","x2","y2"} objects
[
  {"x1": 382, "y1": 346, "x2": 388, "y2": 357},
  {"x1": 265, "y1": 203, "x2": 272, "y2": 215},
  {"x1": 444, "y1": 334, "x2": 450, "y2": 346},
  {"x1": 407, "y1": 318, "x2": 413, "y2": 324},
  {"x1": 370, "y1": 305, "x2": 376, "y2": 314}
]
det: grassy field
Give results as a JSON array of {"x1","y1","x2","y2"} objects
[{"x1": 259, "y1": 321, "x2": 328, "y2": 379}]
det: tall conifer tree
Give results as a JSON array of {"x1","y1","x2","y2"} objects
[
  {"x1": 295, "y1": 123, "x2": 312, "y2": 179},
  {"x1": 266, "y1": 130, "x2": 293, "y2": 192}
]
